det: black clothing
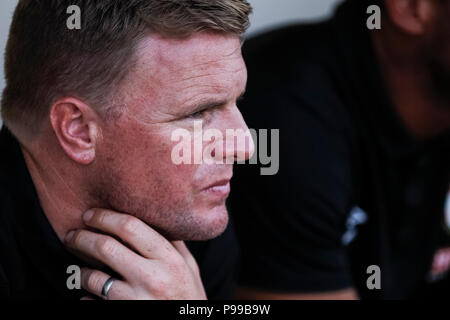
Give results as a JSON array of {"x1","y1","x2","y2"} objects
[
  {"x1": 0, "y1": 127, "x2": 238, "y2": 300},
  {"x1": 230, "y1": 0, "x2": 450, "y2": 299}
]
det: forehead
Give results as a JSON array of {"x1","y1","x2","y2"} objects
[
  {"x1": 149, "y1": 33, "x2": 244, "y2": 72},
  {"x1": 128, "y1": 33, "x2": 246, "y2": 106}
]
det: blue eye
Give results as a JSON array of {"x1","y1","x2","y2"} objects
[{"x1": 188, "y1": 110, "x2": 204, "y2": 119}]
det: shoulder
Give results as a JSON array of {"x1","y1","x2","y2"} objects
[
  {"x1": 0, "y1": 172, "x2": 19, "y2": 293},
  {"x1": 0, "y1": 191, "x2": 12, "y2": 295},
  {"x1": 242, "y1": 22, "x2": 356, "y2": 138}
]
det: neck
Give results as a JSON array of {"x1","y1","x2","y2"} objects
[
  {"x1": 20, "y1": 138, "x2": 90, "y2": 242},
  {"x1": 372, "y1": 25, "x2": 450, "y2": 140}
]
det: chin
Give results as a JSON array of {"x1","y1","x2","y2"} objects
[
  {"x1": 193, "y1": 204, "x2": 230, "y2": 241},
  {"x1": 164, "y1": 203, "x2": 230, "y2": 241}
]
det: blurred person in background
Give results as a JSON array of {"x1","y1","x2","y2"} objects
[{"x1": 230, "y1": 0, "x2": 450, "y2": 299}]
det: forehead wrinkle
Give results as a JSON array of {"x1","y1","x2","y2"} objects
[
  {"x1": 178, "y1": 47, "x2": 243, "y2": 70},
  {"x1": 167, "y1": 63, "x2": 245, "y2": 96},
  {"x1": 133, "y1": 33, "x2": 243, "y2": 74},
  {"x1": 179, "y1": 50, "x2": 243, "y2": 70},
  {"x1": 180, "y1": 89, "x2": 226, "y2": 106},
  {"x1": 150, "y1": 61, "x2": 246, "y2": 107},
  {"x1": 166, "y1": 50, "x2": 244, "y2": 75},
  {"x1": 173, "y1": 66, "x2": 246, "y2": 84},
  {"x1": 175, "y1": 72, "x2": 228, "y2": 84},
  {"x1": 177, "y1": 85, "x2": 229, "y2": 107},
  {"x1": 170, "y1": 59, "x2": 246, "y2": 87},
  {"x1": 154, "y1": 44, "x2": 243, "y2": 76},
  {"x1": 136, "y1": 37, "x2": 245, "y2": 89}
]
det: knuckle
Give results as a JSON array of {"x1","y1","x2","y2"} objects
[
  {"x1": 96, "y1": 237, "x2": 117, "y2": 258},
  {"x1": 70, "y1": 230, "x2": 84, "y2": 247},
  {"x1": 86, "y1": 273, "x2": 104, "y2": 292},
  {"x1": 145, "y1": 265, "x2": 189, "y2": 299},
  {"x1": 166, "y1": 256, "x2": 188, "y2": 280},
  {"x1": 151, "y1": 279, "x2": 170, "y2": 298},
  {"x1": 120, "y1": 216, "x2": 140, "y2": 238},
  {"x1": 140, "y1": 273, "x2": 154, "y2": 288}
]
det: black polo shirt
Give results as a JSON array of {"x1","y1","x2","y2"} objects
[
  {"x1": 0, "y1": 126, "x2": 239, "y2": 300},
  {"x1": 229, "y1": 0, "x2": 450, "y2": 299}
]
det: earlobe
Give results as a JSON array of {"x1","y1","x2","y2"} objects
[{"x1": 50, "y1": 98, "x2": 99, "y2": 165}]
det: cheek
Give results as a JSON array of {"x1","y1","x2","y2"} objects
[
  {"x1": 101, "y1": 118, "x2": 209, "y2": 208},
  {"x1": 119, "y1": 126, "x2": 199, "y2": 193}
]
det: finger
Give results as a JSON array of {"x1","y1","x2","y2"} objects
[
  {"x1": 171, "y1": 241, "x2": 199, "y2": 271},
  {"x1": 171, "y1": 241, "x2": 190, "y2": 258},
  {"x1": 80, "y1": 296, "x2": 96, "y2": 300},
  {"x1": 81, "y1": 267, "x2": 134, "y2": 300},
  {"x1": 65, "y1": 229, "x2": 146, "y2": 280},
  {"x1": 82, "y1": 209, "x2": 176, "y2": 260}
]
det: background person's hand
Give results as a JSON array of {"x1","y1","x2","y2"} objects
[{"x1": 64, "y1": 209, "x2": 207, "y2": 300}]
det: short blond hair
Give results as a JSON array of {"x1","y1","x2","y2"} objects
[{"x1": 1, "y1": 0, "x2": 252, "y2": 139}]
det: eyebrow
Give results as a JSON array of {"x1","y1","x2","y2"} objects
[{"x1": 187, "y1": 89, "x2": 247, "y2": 115}]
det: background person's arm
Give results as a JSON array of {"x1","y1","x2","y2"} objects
[{"x1": 229, "y1": 37, "x2": 360, "y2": 298}]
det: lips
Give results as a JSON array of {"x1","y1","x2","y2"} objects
[
  {"x1": 203, "y1": 178, "x2": 232, "y2": 197},
  {"x1": 204, "y1": 179, "x2": 230, "y2": 189}
]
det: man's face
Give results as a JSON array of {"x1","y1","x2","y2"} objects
[{"x1": 93, "y1": 33, "x2": 252, "y2": 241}]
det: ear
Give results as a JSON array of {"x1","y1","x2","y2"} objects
[
  {"x1": 50, "y1": 98, "x2": 101, "y2": 165},
  {"x1": 384, "y1": 0, "x2": 438, "y2": 35}
]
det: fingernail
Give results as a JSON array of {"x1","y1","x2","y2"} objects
[
  {"x1": 65, "y1": 231, "x2": 75, "y2": 242},
  {"x1": 83, "y1": 210, "x2": 94, "y2": 222}
]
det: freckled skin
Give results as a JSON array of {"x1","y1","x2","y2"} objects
[{"x1": 90, "y1": 33, "x2": 251, "y2": 241}]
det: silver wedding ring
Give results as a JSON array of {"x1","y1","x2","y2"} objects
[{"x1": 101, "y1": 277, "x2": 116, "y2": 298}]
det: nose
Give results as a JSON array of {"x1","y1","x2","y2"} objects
[{"x1": 221, "y1": 106, "x2": 255, "y2": 164}]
